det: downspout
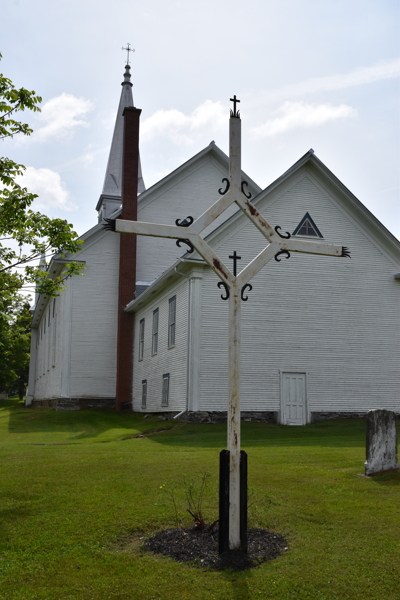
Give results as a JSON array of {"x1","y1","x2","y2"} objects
[{"x1": 174, "y1": 260, "x2": 191, "y2": 418}]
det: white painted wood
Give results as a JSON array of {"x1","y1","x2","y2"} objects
[
  {"x1": 26, "y1": 329, "x2": 37, "y2": 405},
  {"x1": 237, "y1": 243, "x2": 279, "y2": 288},
  {"x1": 235, "y1": 195, "x2": 277, "y2": 242},
  {"x1": 191, "y1": 190, "x2": 234, "y2": 234},
  {"x1": 69, "y1": 231, "x2": 119, "y2": 398},
  {"x1": 136, "y1": 156, "x2": 259, "y2": 284},
  {"x1": 32, "y1": 294, "x2": 63, "y2": 400},
  {"x1": 198, "y1": 171, "x2": 400, "y2": 416},
  {"x1": 188, "y1": 268, "x2": 203, "y2": 411},
  {"x1": 116, "y1": 219, "x2": 194, "y2": 240},
  {"x1": 281, "y1": 372, "x2": 307, "y2": 425},
  {"x1": 228, "y1": 282, "x2": 241, "y2": 549},
  {"x1": 132, "y1": 277, "x2": 189, "y2": 412},
  {"x1": 61, "y1": 281, "x2": 72, "y2": 398},
  {"x1": 229, "y1": 116, "x2": 241, "y2": 189}
]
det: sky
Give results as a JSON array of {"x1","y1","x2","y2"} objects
[{"x1": 2, "y1": 0, "x2": 400, "y2": 241}]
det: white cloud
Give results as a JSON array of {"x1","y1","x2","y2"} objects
[
  {"x1": 16, "y1": 167, "x2": 75, "y2": 211},
  {"x1": 253, "y1": 101, "x2": 357, "y2": 137},
  {"x1": 260, "y1": 58, "x2": 400, "y2": 103},
  {"x1": 34, "y1": 93, "x2": 94, "y2": 141},
  {"x1": 141, "y1": 100, "x2": 226, "y2": 144}
]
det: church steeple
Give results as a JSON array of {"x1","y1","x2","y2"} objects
[{"x1": 97, "y1": 62, "x2": 145, "y2": 221}]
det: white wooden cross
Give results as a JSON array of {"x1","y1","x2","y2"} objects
[{"x1": 112, "y1": 98, "x2": 350, "y2": 550}]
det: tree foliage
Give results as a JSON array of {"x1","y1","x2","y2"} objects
[
  {"x1": 0, "y1": 297, "x2": 31, "y2": 396},
  {"x1": 1, "y1": 55, "x2": 84, "y2": 300},
  {"x1": 0, "y1": 55, "x2": 84, "y2": 392}
]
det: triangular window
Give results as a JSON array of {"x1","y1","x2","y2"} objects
[{"x1": 292, "y1": 212, "x2": 323, "y2": 238}]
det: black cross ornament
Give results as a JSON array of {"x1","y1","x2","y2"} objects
[
  {"x1": 229, "y1": 251, "x2": 242, "y2": 276},
  {"x1": 230, "y1": 95, "x2": 240, "y2": 118}
]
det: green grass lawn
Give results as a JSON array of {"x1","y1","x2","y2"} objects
[{"x1": 1, "y1": 398, "x2": 399, "y2": 600}]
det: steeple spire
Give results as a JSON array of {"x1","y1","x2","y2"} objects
[
  {"x1": 97, "y1": 59, "x2": 145, "y2": 221},
  {"x1": 122, "y1": 63, "x2": 133, "y2": 87}
]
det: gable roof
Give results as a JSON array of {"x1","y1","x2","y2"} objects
[
  {"x1": 125, "y1": 149, "x2": 400, "y2": 313},
  {"x1": 94, "y1": 141, "x2": 261, "y2": 242},
  {"x1": 204, "y1": 149, "x2": 399, "y2": 255},
  {"x1": 135, "y1": 141, "x2": 262, "y2": 204}
]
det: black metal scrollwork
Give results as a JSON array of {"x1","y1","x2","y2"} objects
[
  {"x1": 218, "y1": 178, "x2": 230, "y2": 195},
  {"x1": 241, "y1": 181, "x2": 252, "y2": 199},
  {"x1": 176, "y1": 239, "x2": 194, "y2": 253},
  {"x1": 274, "y1": 225, "x2": 291, "y2": 239},
  {"x1": 241, "y1": 284, "x2": 252, "y2": 301},
  {"x1": 217, "y1": 281, "x2": 230, "y2": 300},
  {"x1": 176, "y1": 215, "x2": 194, "y2": 253},
  {"x1": 175, "y1": 216, "x2": 194, "y2": 227},
  {"x1": 341, "y1": 246, "x2": 351, "y2": 258},
  {"x1": 274, "y1": 250, "x2": 291, "y2": 262},
  {"x1": 102, "y1": 218, "x2": 116, "y2": 232}
]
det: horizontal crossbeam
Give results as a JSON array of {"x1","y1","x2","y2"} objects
[
  {"x1": 114, "y1": 219, "x2": 197, "y2": 241},
  {"x1": 281, "y1": 238, "x2": 344, "y2": 257},
  {"x1": 236, "y1": 243, "x2": 279, "y2": 288}
]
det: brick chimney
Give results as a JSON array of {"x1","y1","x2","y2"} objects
[{"x1": 115, "y1": 106, "x2": 142, "y2": 411}]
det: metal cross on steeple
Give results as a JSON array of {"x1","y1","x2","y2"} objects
[
  {"x1": 122, "y1": 43, "x2": 135, "y2": 64},
  {"x1": 106, "y1": 96, "x2": 350, "y2": 552}
]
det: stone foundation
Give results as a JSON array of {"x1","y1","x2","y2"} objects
[
  {"x1": 311, "y1": 411, "x2": 367, "y2": 422},
  {"x1": 171, "y1": 411, "x2": 278, "y2": 424},
  {"x1": 30, "y1": 398, "x2": 116, "y2": 411}
]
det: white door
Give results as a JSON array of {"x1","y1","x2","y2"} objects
[{"x1": 281, "y1": 372, "x2": 307, "y2": 425}]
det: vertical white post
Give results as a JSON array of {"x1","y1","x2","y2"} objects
[
  {"x1": 228, "y1": 281, "x2": 241, "y2": 549},
  {"x1": 229, "y1": 115, "x2": 241, "y2": 192},
  {"x1": 228, "y1": 113, "x2": 242, "y2": 550}
]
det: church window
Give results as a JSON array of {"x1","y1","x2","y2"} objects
[
  {"x1": 168, "y1": 296, "x2": 176, "y2": 348},
  {"x1": 141, "y1": 380, "x2": 147, "y2": 409},
  {"x1": 152, "y1": 309, "x2": 159, "y2": 355},
  {"x1": 139, "y1": 319, "x2": 145, "y2": 361},
  {"x1": 292, "y1": 212, "x2": 323, "y2": 238},
  {"x1": 162, "y1": 373, "x2": 170, "y2": 406},
  {"x1": 53, "y1": 299, "x2": 56, "y2": 318}
]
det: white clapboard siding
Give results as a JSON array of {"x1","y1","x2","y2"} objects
[
  {"x1": 199, "y1": 168, "x2": 400, "y2": 414},
  {"x1": 68, "y1": 231, "x2": 120, "y2": 398},
  {"x1": 136, "y1": 156, "x2": 248, "y2": 284},
  {"x1": 33, "y1": 294, "x2": 64, "y2": 399},
  {"x1": 133, "y1": 278, "x2": 188, "y2": 412}
]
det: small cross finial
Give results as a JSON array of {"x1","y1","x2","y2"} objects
[
  {"x1": 230, "y1": 95, "x2": 240, "y2": 118},
  {"x1": 122, "y1": 43, "x2": 135, "y2": 65}
]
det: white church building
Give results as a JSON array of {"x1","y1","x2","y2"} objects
[{"x1": 26, "y1": 64, "x2": 400, "y2": 424}]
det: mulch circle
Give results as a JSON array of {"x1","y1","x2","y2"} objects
[{"x1": 144, "y1": 526, "x2": 288, "y2": 571}]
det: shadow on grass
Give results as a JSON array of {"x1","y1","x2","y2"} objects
[
  {"x1": 365, "y1": 472, "x2": 400, "y2": 486},
  {"x1": 3, "y1": 398, "x2": 163, "y2": 441},
  {"x1": 0, "y1": 491, "x2": 39, "y2": 540},
  {"x1": 5, "y1": 398, "x2": 397, "y2": 458},
  {"x1": 144, "y1": 419, "x2": 368, "y2": 450},
  {"x1": 222, "y1": 569, "x2": 252, "y2": 599}
]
